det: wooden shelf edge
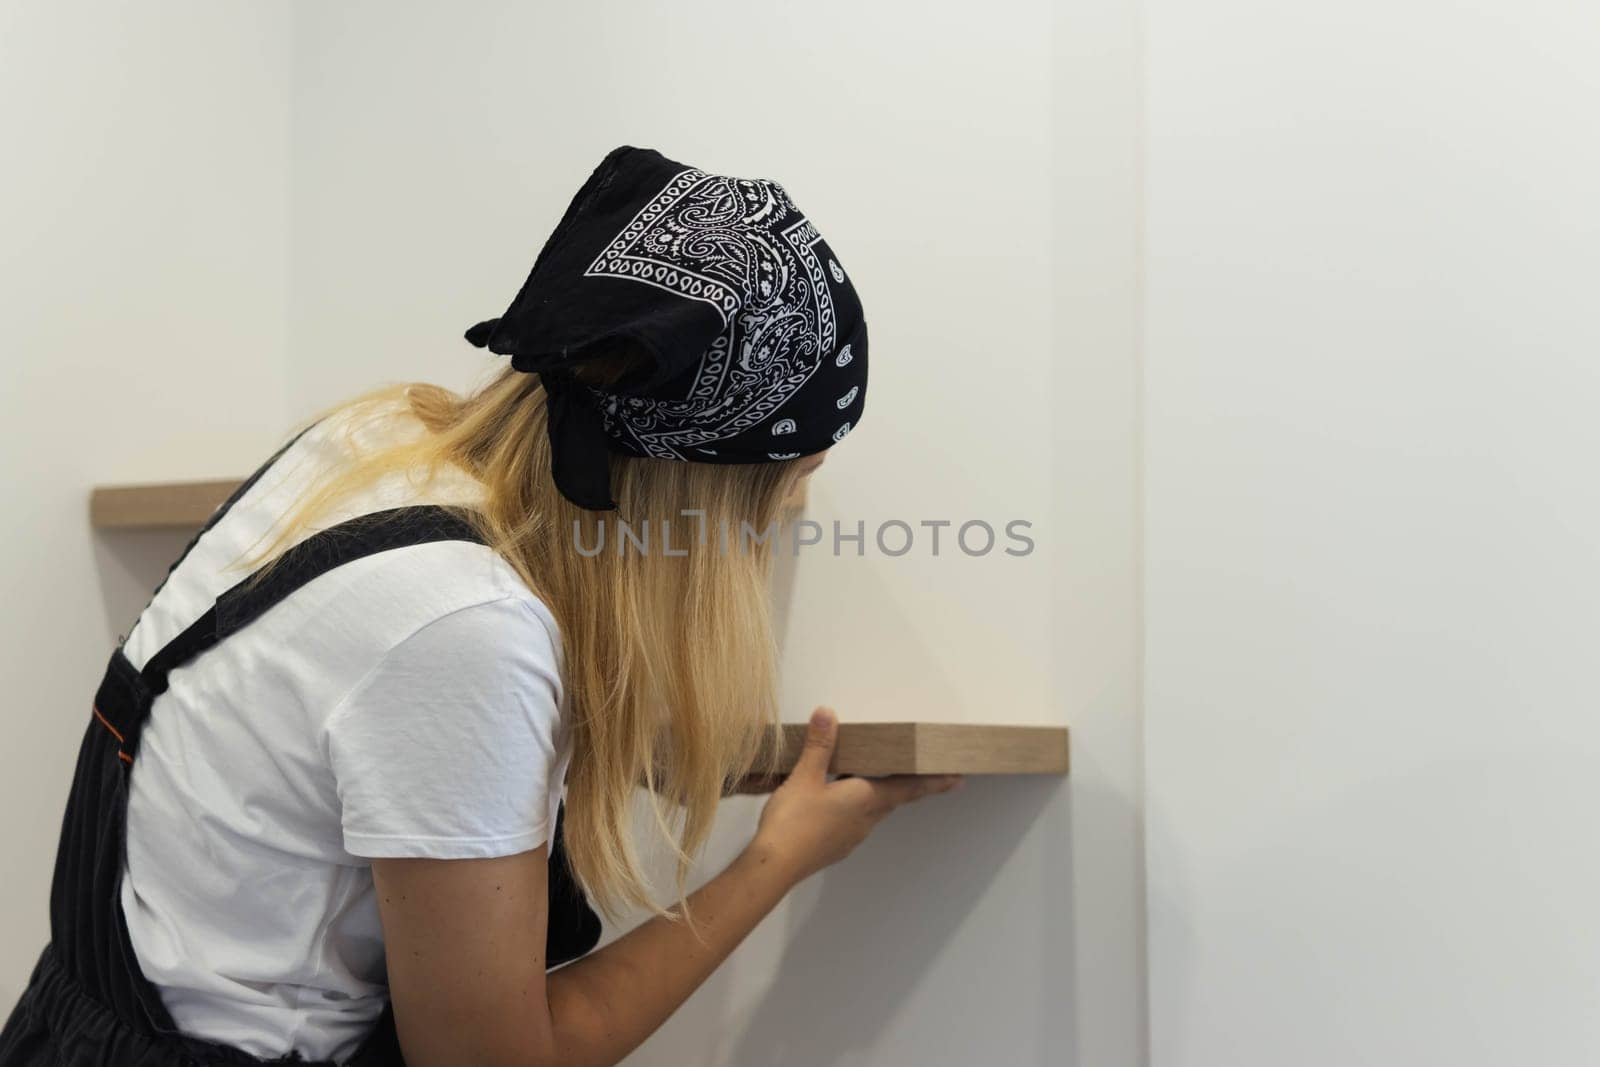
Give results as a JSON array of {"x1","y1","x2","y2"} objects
[
  {"x1": 755, "y1": 722, "x2": 1069, "y2": 777},
  {"x1": 91, "y1": 476, "x2": 808, "y2": 530},
  {"x1": 90, "y1": 479, "x2": 243, "y2": 530}
]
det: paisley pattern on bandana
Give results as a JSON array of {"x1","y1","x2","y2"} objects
[{"x1": 586, "y1": 169, "x2": 838, "y2": 459}]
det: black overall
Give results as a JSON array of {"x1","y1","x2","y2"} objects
[{"x1": 0, "y1": 442, "x2": 602, "y2": 1066}]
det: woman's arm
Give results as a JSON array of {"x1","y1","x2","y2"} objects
[{"x1": 373, "y1": 707, "x2": 961, "y2": 1067}]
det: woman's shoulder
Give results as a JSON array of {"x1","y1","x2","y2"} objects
[
  {"x1": 127, "y1": 397, "x2": 560, "y2": 670},
  {"x1": 272, "y1": 399, "x2": 562, "y2": 649},
  {"x1": 329, "y1": 537, "x2": 562, "y2": 664}
]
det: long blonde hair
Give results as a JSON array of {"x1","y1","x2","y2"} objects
[{"x1": 242, "y1": 363, "x2": 800, "y2": 923}]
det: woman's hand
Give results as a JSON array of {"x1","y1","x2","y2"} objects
[{"x1": 751, "y1": 706, "x2": 964, "y2": 884}]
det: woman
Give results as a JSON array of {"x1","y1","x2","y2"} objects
[{"x1": 0, "y1": 145, "x2": 961, "y2": 1066}]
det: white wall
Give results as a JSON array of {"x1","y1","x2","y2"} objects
[
  {"x1": 0, "y1": 0, "x2": 292, "y2": 1004},
  {"x1": 0, "y1": 0, "x2": 1142, "y2": 1062},
  {"x1": 1143, "y1": 1, "x2": 1600, "y2": 1063},
  {"x1": 285, "y1": 3, "x2": 1142, "y2": 1064}
]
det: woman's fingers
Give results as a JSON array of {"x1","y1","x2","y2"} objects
[
  {"x1": 860, "y1": 773, "x2": 964, "y2": 814},
  {"x1": 787, "y1": 706, "x2": 838, "y2": 785},
  {"x1": 754, "y1": 728, "x2": 967, "y2": 883}
]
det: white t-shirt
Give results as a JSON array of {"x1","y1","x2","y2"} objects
[{"x1": 119, "y1": 406, "x2": 569, "y2": 1063}]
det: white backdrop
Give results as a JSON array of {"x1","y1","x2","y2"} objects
[{"x1": 1144, "y1": 1, "x2": 1600, "y2": 1063}]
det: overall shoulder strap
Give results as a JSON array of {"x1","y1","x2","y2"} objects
[
  {"x1": 145, "y1": 420, "x2": 322, "y2": 607},
  {"x1": 139, "y1": 504, "x2": 487, "y2": 697}
]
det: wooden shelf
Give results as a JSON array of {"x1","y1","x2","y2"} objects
[
  {"x1": 756, "y1": 723, "x2": 1069, "y2": 776},
  {"x1": 90, "y1": 479, "x2": 810, "y2": 530},
  {"x1": 90, "y1": 479, "x2": 242, "y2": 530}
]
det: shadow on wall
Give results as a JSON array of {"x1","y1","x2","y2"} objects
[
  {"x1": 727, "y1": 775, "x2": 1070, "y2": 1066},
  {"x1": 91, "y1": 527, "x2": 193, "y2": 643}
]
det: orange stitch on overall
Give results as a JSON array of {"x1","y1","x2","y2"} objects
[{"x1": 92, "y1": 706, "x2": 125, "y2": 744}]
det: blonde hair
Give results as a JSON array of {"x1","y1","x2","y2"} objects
[{"x1": 242, "y1": 363, "x2": 800, "y2": 924}]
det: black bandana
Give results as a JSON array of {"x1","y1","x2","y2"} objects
[{"x1": 465, "y1": 145, "x2": 869, "y2": 510}]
